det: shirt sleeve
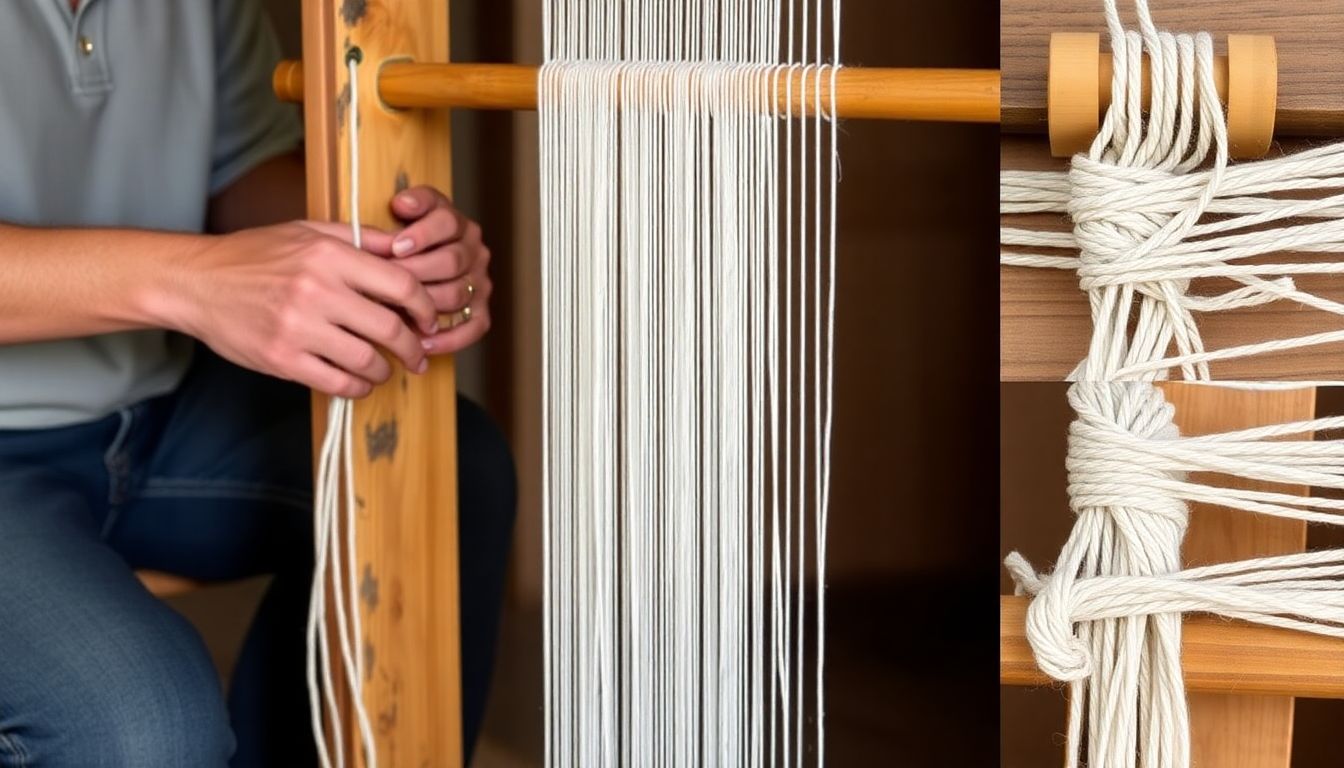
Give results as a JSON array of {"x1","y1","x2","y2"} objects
[{"x1": 209, "y1": 0, "x2": 304, "y2": 196}]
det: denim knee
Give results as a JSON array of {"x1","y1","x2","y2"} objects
[{"x1": 5, "y1": 637, "x2": 235, "y2": 768}]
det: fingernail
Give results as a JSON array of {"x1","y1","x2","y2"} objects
[
  {"x1": 421, "y1": 339, "x2": 434, "y2": 352},
  {"x1": 392, "y1": 237, "x2": 414, "y2": 256},
  {"x1": 397, "y1": 192, "x2": 418, "y2": 209},
  {"x1": 428, "y1": 320, "x2": 439, "y2": 333},
  {"x1": 416, "y1": 358, "x2": 429, "y2": 374}
]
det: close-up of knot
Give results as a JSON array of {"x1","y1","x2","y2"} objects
[
  {"x1": 1065, "y1": 382, "x2": 1189, "y2": 526},
  {"x1": 1003, "y1": 552, "x2": 1094, "y2": 683},
  {"x1": 1067, "y1": 156, "x2": 1208, "y2": 289}
]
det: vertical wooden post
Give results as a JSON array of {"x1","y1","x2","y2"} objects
[
  {"x1": 301, "y1": 1, "x2": 462, "y2": 765},
  {"x1": 1162, "y1": 383, "x2": 1312, "y2": 768}
]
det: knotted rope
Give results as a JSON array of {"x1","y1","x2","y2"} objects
[
  {"x1": 1002, "y1": 1, "x2": 1344, "y2": 381},
  {"x1": 1003, "y1": 2, "x2": 1344, "y2": 766}
]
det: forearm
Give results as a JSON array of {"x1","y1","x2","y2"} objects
[{"x1": 0, "y1": 223, "x2": 204, "y2": 344}]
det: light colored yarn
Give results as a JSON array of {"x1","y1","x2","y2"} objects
[
  {"x1": 539, "y1": 1, "x2": 840, "y2": 765},
  {"x1": 1006, "y1": 382, "x2": 1344, "y2": 768},
  {"x1": 1000, "y1": 1, "x2": 1344, "y2": 380},
  {"x1": 305, "y1": 53, "x2": 378, "y2": 768},
  {"x1": 1002, "y1": 2, "x2": 1344, "y2": 767}
]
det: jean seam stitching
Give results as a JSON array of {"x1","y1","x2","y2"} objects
[{"x1": 99, "y1": 408, "x2": 134, "y2": 539}]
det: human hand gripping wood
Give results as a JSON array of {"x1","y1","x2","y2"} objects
[
  {"x1": 387, "y1": 185, "x2": 493, "y2": 355},
  {"x1": 166, "y1": 220, "x2": 437, "y2": 399}
]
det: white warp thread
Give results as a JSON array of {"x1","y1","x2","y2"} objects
[
  {"x1": 1000, "y1": 0, "x2": 1344, "y2": 380},
  {"x1": 539, "y1": 1, "x2": 840, "y2": 765},
  {"x1": 305, "y1": 53, "x2": 378, "y2": 768},
  {"x1": 1002, "y1": 2, "x2": 1344, "y2": 767}
]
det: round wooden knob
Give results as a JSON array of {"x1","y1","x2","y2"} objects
[
  {"x1": 1047, "y1": 32, "x2": 1101, "y2": 159},
  {"x1": 1226, "y1": 34, "x2": 1277, "y2": 158}
]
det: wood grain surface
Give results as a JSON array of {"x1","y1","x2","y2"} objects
[
  {"x1": 1001, "y1": 595, "x2": 1344, "y2": 699},
  {"x1": 1003, "y1": 1, "x2": 1344, "y2": 135},
  {"x1": 1168, "y1": 384, "x2": 1311, "y2": 768},
  {"x1": 302, "y1": 0, "x2": 463, "y2": 765}
]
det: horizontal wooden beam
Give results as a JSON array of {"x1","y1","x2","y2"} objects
[
  {"x1": 1001, "y1": 595, "x2": 1344, "y2": 699},
  {"x1": 1002, "y1": 1, "x2": 1344, "y2": 138},
  {"x1": 274, "y1": 60, "x2": 1001, "y2": 123}
]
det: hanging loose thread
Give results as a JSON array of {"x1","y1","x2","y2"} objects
[
  {"x1": 540, "y1": 1, "x2": 841, "y2": 764},
  {"x1": 306, "y1": 47, "x2": 378, "y2": 768}
]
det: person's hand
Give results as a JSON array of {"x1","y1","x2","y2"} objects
[
  {"x1": 387, "y1": 186, "x2": 493, "y2": 355},
  {"x1": 166, "y1": 221, "x2": 436, "y2": 398}
]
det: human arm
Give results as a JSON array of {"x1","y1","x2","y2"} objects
[
  {"x1": 207, "y1": 153, "x2": 495, "y2": 357},
  {"x1": 0, "y1": 220, "x2": 437, "y2": 399}
]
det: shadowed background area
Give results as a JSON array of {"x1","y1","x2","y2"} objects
[{"x1": 169, "y1": 2, "x2": 1001, "y2": 765}]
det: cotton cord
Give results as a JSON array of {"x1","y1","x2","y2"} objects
[
  {"x1": 1000, "y1": 0, "x2": 1344, "y2": 381},
  {"x1": 1002, "y1": 3, "x2": 1344, "y2": 767},
  {"x1": 305, "y1": 51, "x2": 378, "y2": 768},
  {"x1": 539, "y1": 2, "x2": 841, "y2": 764},
  {"x1": 1006, "y1": 382, "x2": 1344, "y2": 768}
]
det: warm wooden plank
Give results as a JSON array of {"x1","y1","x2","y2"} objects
[
  {"x1": 999, "y1": 136, "x2": 1344, "y2": 380},
  {"x1": 1002, "y1": 2, "x2": 1344, "y2": 136},
  {"x1": 274, "y1": 61, "x2": 1002, "y2": 123},
  {"x1": 301, "y1": 0, "x2": 462, "y2": 765},
  {"x1": 1167, "y1": 383, "x2": 1311, "y2": 768},
  {"x1": 136, "y1": 569, "x2": 205, "y2": 598},
  {"x1": 1001, "y1": 596, "x2": 1344, "y2": 699}
]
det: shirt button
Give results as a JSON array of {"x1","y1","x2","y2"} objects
[{"x1": 78, "y1": 36, "x2": 94, "y2": 56}]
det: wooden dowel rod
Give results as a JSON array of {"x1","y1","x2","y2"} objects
[
  {"x1": 1001, "y1": 595, "x2": 1344, "y2": 699},
  {"x1": 273, "y1": 60, "x2": 1001, "y2": 123}
]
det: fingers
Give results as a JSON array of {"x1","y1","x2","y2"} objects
[
  {"x1": 298, "y1": 220, "x2": 396, "y2": 256},
  {"x1": 389, "y1": 185, "x2": 447, "y2": 222},
  {"x1": 421, "y1": 276, "x2": 491, "y2": 355},
  {"x1": 396, "y1": 243, "x2": 474, "y2": 283},
  {"x1": 290, "y1": 352, "x2": 374, "y2": 399},
  {"x1": 334, "y1": 249, "x2": 439, "y2": 335},
  {"x1": 426, "y1": 278, "x2": 475, "y2": 313},
  {"x1": 391, "y1": 194, "x2": 469, "y2": 257},
  {"x1": 323, "y1": 290, "x2": 428, "y2": 374},
  {"x1": 420, "y1": 309, "x2": 490, "y2": 356},
  {"x1": 307, "y1": 322, "x2": 394, "y2": 385}
]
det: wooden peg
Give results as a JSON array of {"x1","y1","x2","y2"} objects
[{"x1": 1048, "y1": 32, "x2": 1277, "y2": 159}]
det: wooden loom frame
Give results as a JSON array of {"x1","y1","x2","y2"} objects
[
  {"x1": 300, "y1": 1, "x2": 461, "y2": 764},
  {"x1": 282, "y1": 3, "x2": 1344, "y2": 765},
  {"x1": 275, "y1": 3, "x2": 1001, "y2": 765},
  {"x1": 105, "y1": 2, "x2": 1340, "y2": 765}
]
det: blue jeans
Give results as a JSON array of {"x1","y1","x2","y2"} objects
[{"x1": 0, "y1": 347, "x2": 516, "y2": 767}]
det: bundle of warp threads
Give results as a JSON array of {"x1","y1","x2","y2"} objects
[
  {"x1": 539, "y1": 0, "x2": 841, "y2": 765},
  {"x1": 1002, "y1": 1, "x2": 1344, "y2": 766},
  {"x1": 1001, "y1": 0, "x2": 1344, "y2": 380}
]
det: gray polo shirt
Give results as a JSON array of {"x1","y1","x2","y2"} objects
[{"x1": 0, "y1": 0, "x2": 303, "y2": 428}]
